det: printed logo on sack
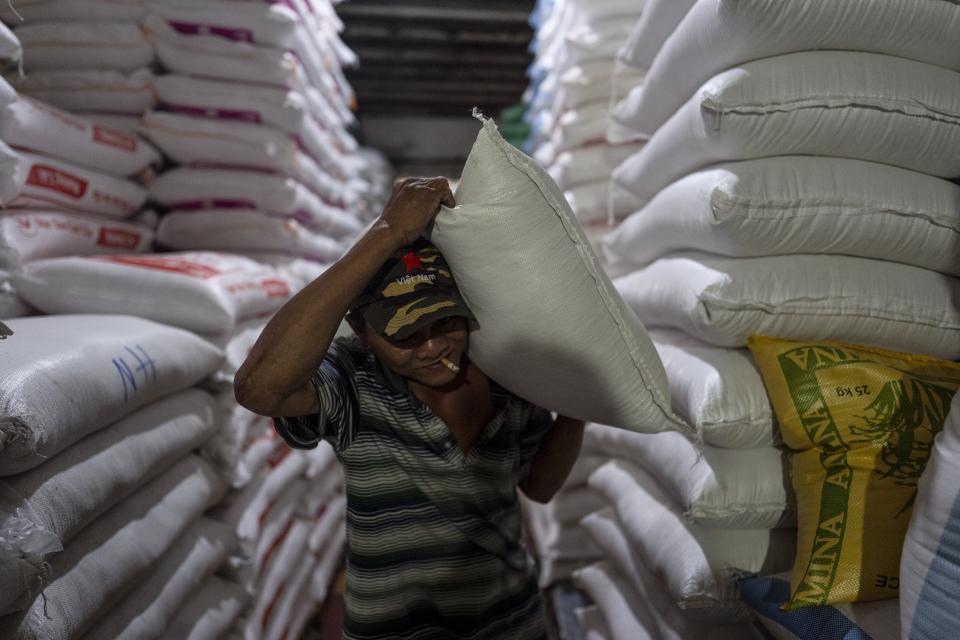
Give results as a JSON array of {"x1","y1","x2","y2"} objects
[
  {"x1": 90, "y1": 255, "x2": 222, "y2": 279},
  {"x1": 27, "y1": 165, "x2": 88, "y2": 199},
  {"x1": 261, "y1": 278, "x2": 291, "y2": 299},
  {"x1": 96, "y1": 227, "x2": 142, "y2": 250},
  {"x1": 93, "y1": 125, "x2": 137, "y2": 152}
]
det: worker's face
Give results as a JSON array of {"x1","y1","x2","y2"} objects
[{"x1": 361, "y1": 316, "x2": 469, "y2": 387}]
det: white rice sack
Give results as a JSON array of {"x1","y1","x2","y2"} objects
[
  {"x1": 309, "y1": 520, "x2": 347, "y2": 601},
  {"x1": 202, "y1": 391, "x2": 278, "y2": 488},
  {"x1": 158, "y1": 210, "x2": 346, "y2": 261},
  {"x1": 79, "y1": 113, "x2": 143, "y2": 135},
  {"x1": 524, "y1": 486, "x2": 605, "y2": 525},
  {"x1": 614, "y1": 253, "x2": 960, "y2": 359},
  {"x1": 247, "y1": 517, "x2": 310, "y2": 640},
  {"x1": 589, "y1": 459, "x2": 796, "y2": 622},
  {"x1": 563, "y1": 20, "x2": 634, "y2": 67},
  {"x1": 900, "y1": 393, "x2": 960, "y2": 640},
  {"x1": 573, "y1": 561, "x2": 657, "y2": 640},
  {"x1": 549, "y1": 142, "x2": 642, "y2": 192},
  {"x1": 649, "y1": 329, "x2": 776, "y2": 450},
  {"x1": 624, "y1": 0, "x2": 960, "y2": 139},
  {"x1": 84, "y1": 516, "x2": 235, "y2": 640},
  {"x1": 152, "y1": 74, "x2": 342, "y2": 176},
  {"x1": 564, "y1": 179, "x2": 636, "y2": 226},
  {"x1": 0, "y1": 271, "x2": 30, "y2": 319},
  {"x1": 13, "y1": 252, "x2": 295, "y2": 334},
  {"x1": 584, "y1": 424, "x2": 793, "y2": 529},
  {"x1": 6, "y1": 148, "x2": 148, "y2": 218},
  {"x1": 206, "y1": 316, "x2": 270, "y2": 387},
  {"x1": 7, "y1": 68, "x2": 154, "y2": 115},
  {"x1": 613, "y1": 52, "x2": 960, "y2": 210},
  {"x1": 0, "y1": 210, "x2": 152, "y2": 269},
  {"x1": 143, "y1": 14, "x2": 297, "y2": 88},
  {"x1": 14, "y1": 21, "x2": 153, "y2": 72},
  {"x1": 158, "y1": 575, "x2": 247, "y2": 640},
  {"x1": 244, "y1": 252, "x2": 331, "y2": 290},
  {"x1": 0, "y1": 22, "x2": 20, "y2": 64},
  {"x1": 525, "y1": 500, "x2": 602, "y2": 564},
  {"x1": 604, "y1": 157, "x2": 960, "y2": 276},
  {"x1": 581, "y1": 509, "x2": 759, "y2": 640},
  {"x1": 154, "y1": 74, "x2": 305, "y2": 133},
  {"x1": 139, "y1": 112, "x2": 353, "y2": 213},
  {"x1": 0, "y1": 0, "x2": 147, "y2": 22},
  {"x1": 430, "y1": 116, "x2": 684, "y2": 434},
  {"x1": 0, "y1": 314, "x2": 222, "y2": 476},
  {"x1": 559, "y1": 61, "x2": 638, "y2": 111},
  {"x1": 554, "y1": 103, "x2": 608, "y2": 153},
  {"x1": 149, "y1": 167, "x2": 354, "y2": 233},
  {"x1": 617, "y1": 0, "x2": 696, "y2": 71},
  {"x1": 0, "y1": 456, "x2": 225, "y2": 640},
  {"x1": 0, "y1": 389, "x2": 217, "y2": 615},
  {"x1": 145, "y1": 0, "x2": 300, "y2": 49},
  {"x1": 0, "y1": 96, "x2": 159, "y2": 176}
]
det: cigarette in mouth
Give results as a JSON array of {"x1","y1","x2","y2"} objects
[{"x1": 440, "y1": 357, "x2": 460, "y2": 373}]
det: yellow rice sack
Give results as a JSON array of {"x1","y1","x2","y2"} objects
[{"x1": 748, "y1": 336, "x2": 960, "y2": 609}]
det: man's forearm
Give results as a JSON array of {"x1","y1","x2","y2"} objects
[
  {"x1": 520, "y1": 415, "x2": 585, "y2": 503},
  {"x1": 234, "y1": 222, "x2": 401, "y2": 410}
]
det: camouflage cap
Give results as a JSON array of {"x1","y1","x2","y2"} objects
[{"x1": 352, "y1": 238, "x2": 476, "y2": 341}]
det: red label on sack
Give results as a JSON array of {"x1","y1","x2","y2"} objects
[
  {"x1": 92, "y1": 125, "x2": 137, "y2": 152},
  {"x1": 96, "y1": 227, "x2": 142, "y2": 250},
  {"x1": 261, "y1": 278, "x2": 291, "y2": 299},
  {"x1": 90, "y1": 255, "x2": 223, "y2": 278},
  {"x1": 26, "y1": 165, "x2": 88, "y2": 199}
]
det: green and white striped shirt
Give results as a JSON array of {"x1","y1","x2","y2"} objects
[{"x1": 274, "y1": 337, "x2": 553, "y2": 640}]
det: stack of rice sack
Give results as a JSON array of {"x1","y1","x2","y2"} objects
[
  {"x1": 582, "y1": 0, "x2": 960, "y2": 636},
  {"x1": 139, "y1": 0, "x2": 366, "y2": 267},
  {"x1": 1, "y1": 0, "x2": 155, "y2": 134},
  {"x1": 0, "y1": 76, "x2": 160, "y2": 319},
  {"x1": 521, "y1": 0, "x2": 644, "y2": 244},
  {"x1": 0, "y1": 314, "x2": 232, "y2": 638}
]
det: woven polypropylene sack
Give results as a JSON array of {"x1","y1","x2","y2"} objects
[
  {"x1": 1, "y1": 96, "x2": 160, "y2": 176},
  {"x1": 14, "y1": 22, "x2": 153, "y2": 72},
  {"x1": 158, "y1": 574, "x2": 247, "y2": 640},
  {"x1": 584, "y1": 423, "x2": 794, "y2": 529},
  {"x1": 549, "y1": 143, "x2": 643, "y2": 191},
  {"x1": 581, "y1": 509, "x2": 758, "y2": 640},
  {"x1": 8, "y1": 68, "x2": 155, "y2": 115},
  {"x1": 149, "y1": 167, "x2": 356, "y2": 235},
  {"x1": 741, "y1": 572, "x2": 900, "y2": 640},
  {"x1": 0, "y1": 455, "x2": 225, "y2": 640},
  {"x1": 564, "y1": 179, "x2": 636, "y2": 226},
  {"x1": 158, "y1": 210, "x2": 345, "y2": 262},
  {"x1": 616, "y1": 0, "x2": 696, "y2": 71},
  {"x1": 85, "y1": 516, "x2": 235, "y2": 640},
  {"x1": 430, "y1": 117, "x2": 684, "y2": 433},
  {"x1": 605, "y1": 157, "x2": 960, "y2": 276},
  {"x1": 0, "y1": 271, "x2": 29, "y2": 319},
  {"x1": 0, "y1": 0, "x2": 147, "y2": 22},
  {"x1": 143, "y1": 14, "x2": 297, "y2": 88},
  {"x1": 8, "y1": 148, "x2": 148, "y2": 218},
  {"x1": 573, "y1": 561, "x2": 658, "y2": 640},
  {"x1": 901, "y1": 393, "x2": 960, "y2": 640},
  {"x1": 648, "y1": 329, "x2": 775, "y2": 449},
  {"x1": 613, "y1": 52, "x2": 960, "y2": 211},
  {"x1": 146, "y1": 0, "x2": 300, "y2": 49},
  {"x1": 0, "y1": 210, "x2": 153, "y2": 269},
  {"x1": 614, "y1": 253, "x2": 960, "y2": 360},
  {"x1": 0, "y1": 315, "x2": 223, "y2": 475},
  {"x1": 749, "y1": 336, "x2": 960, "y2": 609},
  {"x1": 575, "y1": 605, "x2": 612, "y2": 640},
  {"x1": 621, "y1": 0, "x2": 960, "y2": 139},
  {"x1": 0, "y1": 389, "x2": 218, "y2": 614},
  {"x1": 13, "y1": 252, "x2": 294, "y2": 334},
  {"x1": 588, "y1": 459, "x2": 796, "y2": 622}
]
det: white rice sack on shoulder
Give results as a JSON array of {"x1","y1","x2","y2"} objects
[
  {"x1": 430, "y1": 116, "x2": 685, "y2": 434},
  {"x1": 614, "y1": 253, "x2": 960, "y2": 360}
]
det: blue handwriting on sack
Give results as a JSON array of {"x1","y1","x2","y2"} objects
[{"x1": 113, "y1": 345, "x2": 158, "y2": 402}]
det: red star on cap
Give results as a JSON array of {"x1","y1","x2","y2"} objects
[{"x1": 401, "y1": 251, "x2": 423, "y2": 272}]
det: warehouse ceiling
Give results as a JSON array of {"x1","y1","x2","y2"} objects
[{"x1": 339, "y1": 0, "x2": 536, "y2": 117}]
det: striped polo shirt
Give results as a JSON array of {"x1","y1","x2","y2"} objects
[{"x1": 273, "y1": 337, "x2": 553, "y2": 640}]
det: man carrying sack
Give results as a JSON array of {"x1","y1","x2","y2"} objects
[{"x1": 235, "y1": 177, "x2": 585, "y2": 640}]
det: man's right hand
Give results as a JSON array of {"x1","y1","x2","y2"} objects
[{"x1": 379, "y1": 177, "x2": 456, "y2": 248}]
